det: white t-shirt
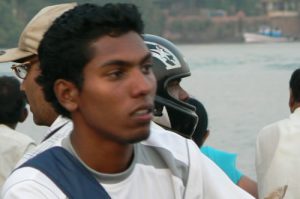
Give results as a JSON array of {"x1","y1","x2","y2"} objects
[
  {"x1": 256, "y1": 108, "x2": 300, "y2": 198},
  {"x1": 0, "y1": 124, "x2": 36, "y2": 188},
  {"x1": 2, "y1": 122, "x2": 253, "y2": 199}
]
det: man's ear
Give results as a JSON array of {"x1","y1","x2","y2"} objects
[
  {"x1": 204, "y1": 129, "x2": 210, "y2": 142},
  {"x1": 19, "y1": 107, "x2": 28, "y2": 123},
  {"x1": 200, "y1": 129, "x2": 210, "y2": 147},
  {"x1": 54, "y1": 79, "x2": 79, "y2": 112},
  {"x1": 289, "y1": 89, "x2": 295, "y2": 113}
]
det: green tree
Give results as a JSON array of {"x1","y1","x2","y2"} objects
[
  {"x1": 0, "y1": 1, "x2": 22, "y2": 47},
  {"x1": 0, "y1": 0, "x2": 165, "y2": 47},
  {"x1": 197, "y1": 0, "x2": 259, "y2": 16}
]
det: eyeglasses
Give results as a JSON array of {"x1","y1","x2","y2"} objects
[{"x1": 11, "y1": 62, "x2": 32, "y2": 79}]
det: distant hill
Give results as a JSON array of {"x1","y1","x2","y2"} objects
[{"x1": 0, "y1": 0, "x2": 298, "y2": 46}]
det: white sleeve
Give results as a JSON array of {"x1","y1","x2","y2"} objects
[
  {"x1": 255, "y1": 123, "x2": 280, "y2": 198},
  {"x1": 184, "y1": 139, "x2": 254, "y2": 199},
  {"x1": 1, "y1": 167, "x2": 66, "y2": 199}
]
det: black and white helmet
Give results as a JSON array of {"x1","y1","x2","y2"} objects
[{"x1": 144, "y1": 34, "x2": 198, "y2": 138}]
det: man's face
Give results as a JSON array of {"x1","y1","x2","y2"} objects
[
  {"x1": 16, "y1": 56, "x2": 58, "y2": 126},
  {"x1": 70, "y1": 31, "x2": 156, "y2": 143},
  {"x1": 167, "y1": 78, "x2": 189, "y2": 101}
]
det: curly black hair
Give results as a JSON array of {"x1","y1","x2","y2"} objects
[
  {"x1": 0, "y1": 76, "x2": 27, "y2": 124},
  {"x1": 290, "y1": 68, "x2": 300, "y2": 102},
  {"x1": 37, "y1": 3, "x2": 144, "y2": 118}
]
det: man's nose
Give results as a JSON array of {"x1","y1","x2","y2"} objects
[
  {"x1": 179, "y1": 86, "x2": 189, "y2": 102},
  {"x1": 130, "y1": 69, "x2": 156, "y2": 97}
]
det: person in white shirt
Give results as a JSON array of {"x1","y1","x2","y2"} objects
[
  {"x1": 0, "y1": 3, "x2": 75, "y2": 165},
  {"x1": 0, "y1": 76, "x2": 36, "y2": 187},
  {"x1": 256, "y1": 68, "x2": 300, "y2": 199},
  {"x1": 2, "y1": 3, "x2": 253, "y2": 198}
]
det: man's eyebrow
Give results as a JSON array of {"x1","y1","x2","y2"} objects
[
  {"x1": 140, "y1": 52, "x2": 152, "y2": 64},
  {"x1": 17, "y1": 55, "x2": 38, "y2": 63},
  {"x1": 170, "y1": 78, "x2": 182, "y2": 84},
  {"x1": 101, "y1": 52, "x2": 152, "y2": 67}
]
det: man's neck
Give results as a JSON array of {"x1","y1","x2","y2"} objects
[
  {"x1": 291, "y1": 102, "x2": 300, "y2": 113},
  {"x1": 70, "y1": 130, "x2": 134, "y2": 174},
  {"x1": 4, "y1": 123, "x2": 17, "y2": 130}
]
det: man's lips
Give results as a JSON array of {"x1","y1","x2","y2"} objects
[{"x1": 131, "y1": 104, "x2": 154, "y2": 121}]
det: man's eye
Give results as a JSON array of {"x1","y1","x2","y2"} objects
[
  {"x1": 141, "y1": 63, "x2": 152, "y2": 74},
  {"x1": 108, "y1": 70, "x2": 124, "y2": 79}
]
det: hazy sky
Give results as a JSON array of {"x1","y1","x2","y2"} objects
[{"x1": 0, "y1": 62, "x2": 14, "y2": 74}]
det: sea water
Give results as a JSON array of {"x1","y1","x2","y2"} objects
[
  {"x1": 179, "y1": 42, "x2": 300, "y2": 179},
  {"x1": 1, "y1": 42, "x2": 299, "y2": 179}
]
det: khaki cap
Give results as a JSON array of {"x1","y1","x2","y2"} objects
[{"x1": 0, "y1": 3, "x2": 77, "y2": 63}]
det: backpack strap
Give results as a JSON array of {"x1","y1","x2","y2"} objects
[{"x1": 19, "y1": 146, "x2": 111, "y2": 199}]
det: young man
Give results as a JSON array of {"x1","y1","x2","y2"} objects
[
  {"x1": 2, "y1": 3, "x2": 253, "y2": 198},
  {"x1": 144, "y1": 34, "x2": 198, "y2": 138},
  {"x1": 256, "y1": 68, "x2": 300, "y2": 199},
  {"x1": 145, "y1": 34, "x2": 258, "y2": 198},
  {"x1": 0, "y1": 3, "x2": 75, "y2": 164},
  {"x1": 0, "y1": 76, "x2": 36, "y2": 187}
]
